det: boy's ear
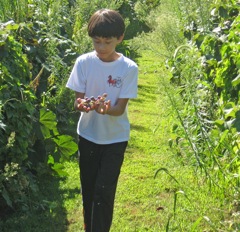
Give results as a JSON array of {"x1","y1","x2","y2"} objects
[{"x1": 118, "y1": 34, "x2": 124, "y2": 43}]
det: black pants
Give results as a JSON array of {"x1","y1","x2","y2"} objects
[{"x1": 78, "y1": 136, "x2": 127, "y2": 232}]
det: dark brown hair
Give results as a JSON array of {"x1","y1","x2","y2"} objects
[{"x1": 88, "y1": 9, "x2": 125, "y2": 38}]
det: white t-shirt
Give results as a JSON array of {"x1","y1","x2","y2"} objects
[{"x1": 66, "y1": 51, "x2": 138, "y2": 144}]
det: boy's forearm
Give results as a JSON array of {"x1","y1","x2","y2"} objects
[
  {"x1": 106, "y1": 104, "x2": 125, "y2": 116},
  {"x1": 106, "y1": 98, "x2": 128, "y2": 116}
]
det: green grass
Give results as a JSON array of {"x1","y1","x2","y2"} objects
[
  {"x1": 59, "y1": 50, "x2": 225, "y2": 231},
  {"x1": 109, "y1": 51, "x2": 222, "y2": 231},
  {"x1": 0, "y1": 50, "x2": 230, "y2": 232}
]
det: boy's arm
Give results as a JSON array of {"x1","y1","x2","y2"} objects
[{"x1": 105, "y1": 98, "x2": 129, "y2": 116}]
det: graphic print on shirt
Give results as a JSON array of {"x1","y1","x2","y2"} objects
[{"x1": 107, "y1": 75, "x2": 122, "y2": 88}]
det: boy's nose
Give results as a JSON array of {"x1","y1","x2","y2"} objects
[{"x1": 98, "y1": 43, "x2": 106, "y2": 50}]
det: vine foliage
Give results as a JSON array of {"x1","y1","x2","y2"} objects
[
  {"x1": 0, "y1": 22, "x2": 78, "y2": 210},
  {"x1": 167, "y1": 0, "x2": 240, "y2": 203}
]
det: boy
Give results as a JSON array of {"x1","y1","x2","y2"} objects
[{"x1": 66, "y1": 9, "x2": 138, "y2": 232}]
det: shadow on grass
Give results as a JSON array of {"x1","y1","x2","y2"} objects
[
  {"x1": 130, "y1": 123, "x2": 151, "y2": 132},
  {"x1": 0, "y1": 174, "x2": 72, "y2": 232},
  {"x1": 132, "y1": 84, "x2": 157, "y2": 103}
]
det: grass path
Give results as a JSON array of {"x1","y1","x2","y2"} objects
[
  {"x1": 111, "y1": 50, "x2": 177, "y2": 231},
  {"x1": 0, "y1": 50, "x2": 225, "y2": 232},
  {"x1": 62, "y1": 50, "x2": 222, "y2": 231},
  {"x1": 61, "y1": 50, "x2": 176, "y2": 231}
]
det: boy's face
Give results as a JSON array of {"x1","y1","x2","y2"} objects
[{"x1": 92, "y1": 36, "x2": 124, "y2": 62}]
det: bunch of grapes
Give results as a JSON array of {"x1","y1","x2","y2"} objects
[{"x1": 79, "y1": 93, "x2": 108, "y2": 108}]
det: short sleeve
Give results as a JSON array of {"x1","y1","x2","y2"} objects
[
  {"x1": 119, "y1": 65, "x2": 138, "y2": 99},
  {"x1": 66, "y1": 57, "x2": 86, "y2": 93}
]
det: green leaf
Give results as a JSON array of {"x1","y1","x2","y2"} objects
[
  {"x1": 154, "y1": 167, "x2": 179, "y2": 184},
  {"x1": 220, "y1": 129, "x2": 229, "y2": 143},
  {"x1": 224, "y1": 107, "x2": 236, "y2": 118},
  {"x1": 1, "y1": 186, "x2": 13, "y2": 208},
  {"x1": 215, "y1": 119, "x2": 224, "y2": 126},
  {"x1": 52, "y1": 163, "x2": 68, "y2": 176},
  {"x1": 5, "y1": 23, "x2": 20, "y2": 30},
  {"x1": 191, "y1": 217, "x2": 203, "y2": 231},
  {"x1": 47, "y1": 155, "x2": 55, "y2": 165},
  {"x1": 172, "y1": 124, "x2": 178, "y2": 132},
  {"x1": 39, "y1": 108, "x2": 58, "y2": 138},
  {"x1": 233, "y1": 117, "x2": 240, "y2": 132},
  {"x1": 39, "y1": 108, "x2": 57, "y2": 130},
  {"x1": 235, "y1": 54, "x2": 240, "y2": 69},
  {"x1": 0, "y1": 121, "x2": 6, "y2": 130},
  {"x1": 232, "y1": 74, "x2": 240, "y2": 87},
  {"x1": 53, "y1": 135, "x2": 78, "y2": 160}
]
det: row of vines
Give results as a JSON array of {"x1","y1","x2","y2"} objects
[
  {"x1": 131, "y1": 0, "x2": 239, "y2": 228},
  {"x1": 163, "y1": 0, "x2": 240, "y2": 227},
  {"x1": 0, "y1": 0, "x2": 159, "y2": 215},
  {"x1": 132, "y1": 0, "x2": 239, "y2": 228}
]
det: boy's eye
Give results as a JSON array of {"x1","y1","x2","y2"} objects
[{"x1": 93, "y1": 39, "x2": 112, "y2": 44}]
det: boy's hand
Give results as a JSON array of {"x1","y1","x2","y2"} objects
[
  {"x1": 75, "y1": 93, "x2": 109, "y2": 113},
  {"x1": 76, "y1": 98, "x2": 95, "y2": 113},
  {"x1": 95, "y1": 100, "x2": 111, "y2": 115}
]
